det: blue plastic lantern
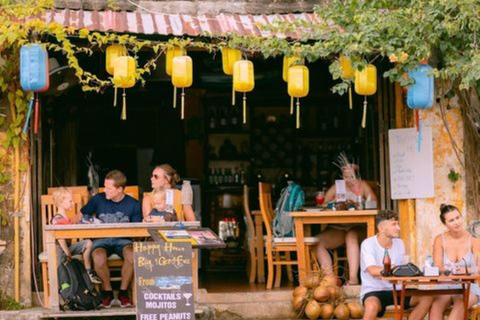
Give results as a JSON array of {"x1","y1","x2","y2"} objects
[
  {"x1": 407, "y1": 64, "x2": 433, "y2": 109},
  {"x1": 407, "y1": 64, "x2": 433, "y2": 151},
  {"x1": 20, "y1": 44, "x2": 50, "y2": 134}
]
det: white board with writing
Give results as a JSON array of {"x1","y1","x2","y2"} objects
[{"x1": 388, "y1": 127, "x2": 434, "y2": 199}]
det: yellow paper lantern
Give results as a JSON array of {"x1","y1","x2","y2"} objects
[
  {"x1": 288, "y1": 65, "x2": 309, "y2": 129},
  {"x1": 339, "y1": 55, "x2": 355, "y2": 79},
  {"x1": 166, "y1": 47, "x2": 186, "y2": 76},
  {"x1": 113, "y1": 56, "x2": 136, "y2": 120},
  {"x1": 172, "y1": 55, "x2": 193, "y2": 120},
  {"x1": 222, "y1": 47, "x2": 242, "y2": 106},
  {"x1": 282, "y1": 56, "x2": 304, "y2": 82},
  {"x1": 355, "y1": 64, "x2": 377, "y2": 128},
  {"x1": 233, "y1": 60, "x2": 254, "y2": 124},
  {"x1": 106, "y1": 45, "x2": 127, "y2": 107}
]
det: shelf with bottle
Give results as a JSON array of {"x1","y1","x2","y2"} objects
[
  {"x1": 207, "y1": 166, "x2": 247, "y2": 187},
  {"x1": 207, "y1": 105, "x2": 248, "y2": 132}
]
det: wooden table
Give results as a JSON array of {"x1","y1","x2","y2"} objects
[
  {"x1": 290, "y1": 210, "x2": 377, "y2": 285},
  {"x1": 382, "y1": 275, "x2": 479, "y2": 320},
  {"x1": 252, "y1": 210, "x2": 265, "y2": 283},
  {"x1": 44, "y1": 221, "x2": 200, "y2": 311}
]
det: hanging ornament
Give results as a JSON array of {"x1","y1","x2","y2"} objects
[
  {"x1": 287, "y1": 65, "x2": 309, "y2": 129},
  {"x1": 166, "y1": 47, "x2": 187, "y2": 109},
  {"x1": 283, "y1": 56, "x2": 304, "y2": 114},
  {"x1": 20, "y1": 44, "x2": 50, "y2": 134},
  {"x1": 407, "y1": 63, "x2": 434, "y2": 151},
  {"x1": 339, "y1": 55, "x2": 355, "y2": 110},
  {"x1": 106, "y1": 45, "x2": 127, "y2": 107},
  {"x1": 172, "y1": 55, "x2": 193, "y2": 120},
  {"x1": 113, "y1": 56, "x2": 136, "y2": 120},
  {"x1": 233, "y1": 60, "x2": 254, "y2": 124},
  {"x1": 221, "y1": 47, "x2": 242, "y2": 106},
  {"x1": 354, "y1": 64, "x2": 377, "y2": 128}
]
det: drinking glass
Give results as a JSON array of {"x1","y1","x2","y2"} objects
[{"x1": 315, "y1": 192, "x2": 325, "y2": 206}]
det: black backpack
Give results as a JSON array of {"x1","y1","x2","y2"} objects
[{"x1": 57, "y1": 257, "x2": 101, "y2": 311}]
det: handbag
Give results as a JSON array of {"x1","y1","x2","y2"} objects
[{"x1": 391, "y1": 263, "x2": 423, "y2": 277}]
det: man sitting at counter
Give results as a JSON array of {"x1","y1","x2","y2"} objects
[{"x1": 316, "y1": 153, "x2": 377, "y2": 286}]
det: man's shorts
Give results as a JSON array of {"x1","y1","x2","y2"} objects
[
  {"x1": 92, "y1": 238, "x2": 133, "y2": 258},
  {"x1": 56, "y1": 240, "x2": 88, "y2": 264},
  {"x1": 362, "y1": 290, "x2": 412, "y2": 317}
]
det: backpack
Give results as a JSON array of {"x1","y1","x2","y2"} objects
[
  {"x1": 57, "y1": 257, "x2": 101, "y2": 311},
  {"x1": 272, "y1": 181, "x2": 305, "y2": 238}
]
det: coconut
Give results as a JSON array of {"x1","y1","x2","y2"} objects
[
  {"x1": 347, "y1": 301, "x2": 364, "y2": 319},
  {"x1": 321, "y1": 274, "x2": 338, "y2": 287},
  {"x1": 292, "y1": 294, "x2": 305, "y2": 311},
  {"x1": 326, "y1": 285, "x2": 341, "y2": 300},
  {"x1": 293, "y1": 286, "x2": 308, "y2": 297},
  {"x1": 313, "y1": 285, "x2": 330, "y2": 302},
  {"x1": 320, "y1": 303, "x2": 334, "y2": 319},
  {"x1": 305, "y1": 300, "x2": 322, "y2": 320},
  {"x1": 304, "y1": 274, "x2": 321, "y2": 289},
  {"x1": 334, "y1": 303, "x2": 350, "y2": 320}
]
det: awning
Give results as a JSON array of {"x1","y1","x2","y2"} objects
[{"x1": 42, "y1": 9, "x2": 319, "y2": 38}]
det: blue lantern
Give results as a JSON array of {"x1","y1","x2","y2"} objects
[
  {"x1": 20, "y1": 44, "x2": 50, "y2": 134},
  {"x1": 407, "y1": 64, "x2": 433, "y2": 109}
]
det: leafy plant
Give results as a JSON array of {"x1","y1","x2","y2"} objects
[{"x1": 448, "y1": 169, "x2": 460, "y2": 183}]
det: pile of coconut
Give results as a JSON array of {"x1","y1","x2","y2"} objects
[{"x1": 292, "y1": 273, "x2": 364, "y2": 319}]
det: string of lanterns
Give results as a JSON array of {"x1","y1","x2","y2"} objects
[{"x1": 19, "y1": 43, "x2": 434, "y2": 133}]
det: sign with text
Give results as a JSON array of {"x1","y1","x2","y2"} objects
[
  {"x1": 388, "y1": 127, "x2": 434, "y2": 199},
  {"x1": 134, "y1": 242, "x2": 194, "y2": 320}
]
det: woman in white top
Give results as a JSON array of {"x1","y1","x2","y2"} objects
[
  {"x1": 142, "y1": 164, "x2": 196, "y2": 221},
  {"x1": 429, "y1": 204, "x2": 480, "y2": 320},
  {"x1": 317, "y1": 162, "x2": 377, "y2": 285}
]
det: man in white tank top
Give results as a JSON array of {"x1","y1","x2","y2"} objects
[{"x1": 360, "y1": 210, "x2": 433, "y2": 320}]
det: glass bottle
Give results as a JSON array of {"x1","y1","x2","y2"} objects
[{"x1": 383, "y1": 250, "x2": 392, "y2": 274}]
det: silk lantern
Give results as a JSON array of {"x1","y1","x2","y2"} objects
[
  {"x1": 355, "y1": 64, "x2": 377, "y2": 128},
  {"x1": 172, "y1": 55, "x2": 193, "y2": 120},
  {"x1": 113, "y1": 56, "x2": 136, "y2": 120},
  {"x1": 221, "y1": 47, "x2": 242, "y2": 105},
  {"x1": 233, "y1": 60, "x2": 254, "y2": 124},
  {"x1": 106, "y1": 45, "x2": 127, "y2": 107},
  {"x1": 339, "y1": 55, "x2": 355, "y2": 110},
  {"x1": 288, "y1": 65, "x2": 309, "y2": 129},
  {"x1": 407, "y1": 64, "x2": 434, "y2": 128},
  {"x1": 20, "y1": 44, "x2": 50, "y2": 134},
  {"x1": 283, "y1": 56, "x2": 304, "y2": 114},
  {"x1": 166, "y1": 47, "x2": 187, "y2": 109}
]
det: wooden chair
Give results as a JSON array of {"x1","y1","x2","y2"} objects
[
  {"x1": 258, "y1": 182, "x2": 319, "y2": 289},
  {"x1": 47, "y1": 186, "x2": 90, "y2": 210},
  {"x1": 243, "y1": 185, "x2": 258, "y2": 284},
  {"x1": 98, "y1": 185, "x2": 140, "y2": 201},
  {"x1": 39, "y1": 193, "x2": 84, "y2": 307}
]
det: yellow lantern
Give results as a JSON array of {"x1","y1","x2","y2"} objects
[
  {"x1": 106, "y1": 45, "x2": 127, "y2": 107},
  {"x1": 288, "y1": 65, "x2": 309, "y2": 129},
  {"x1": 166, "y1": 47, "x2": 186, "y2": 76},
  {"x1": 113, "y1": 56, "x2": 136, "y2": 120},
  {"x1": 172, "y1": 55, "x2": 193, "y2": 120},
  {"x1": 339, "y1": 55, "x2": 355, "y2": 110},
  {"x1": 355, "y1": 64, "x2": 377, "y2": 128},
  {"x1": 233, "y1": 60, "x2": 254, "y2": 124},
  {"x1": 283, "y1": 56, "x2": 305, "y2": 114},
  {"x1": 222, "y1": 47, "x2": 242, "y2": 106}
]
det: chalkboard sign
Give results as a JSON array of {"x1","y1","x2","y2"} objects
[
  {"x1": 134, "y1": 242, "x2": 194, "y2": 320},
  {"x1": 388, "y1": 127, "x2": 434, "y2": 200}
]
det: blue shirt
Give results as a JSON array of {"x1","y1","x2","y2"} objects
[{"x1": 81, "y1": 193, "x2": 142, "y2": 223}]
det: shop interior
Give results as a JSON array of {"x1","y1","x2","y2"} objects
[{"x1": 32, "y1": 48, "x2": 397, "y2": 292}]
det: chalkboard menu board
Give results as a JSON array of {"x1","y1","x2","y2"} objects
[
  {"x1": 388, "y1": 127, "x2": 434, "y2": 199},
  {"x1": 133, "y1": 242, "x2": 194, "y2": 320}
]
